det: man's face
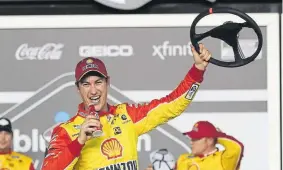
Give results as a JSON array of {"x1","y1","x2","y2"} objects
[
  {"x1": 0, "y1": 131, "x2": 12, "y2": 150},
  {"x1": 78, "y1": 75, "x2": 109, "y2": 112},
  {"x1": 190, "y1": 137, "x2": 211, "y2": 156}
]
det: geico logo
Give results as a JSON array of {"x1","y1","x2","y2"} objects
[
  {"x1": 98, "y1": 160, "x2": 137, "y2": 170},
  {"x1": 15, "y1": 43, "x2": 64, "y2": 60},
  {"x1": 13, "y1": 129, "x2": 46, "y2": 153},
  {"x1": 137, "y1": 134, "x2": 151, "y2": 152},
  {"x1": 152, "y1": 41, "x2": 193, "y2": 59},
  {"x1": 79, "y1": 45, "x2": 133, "y2": 57}
]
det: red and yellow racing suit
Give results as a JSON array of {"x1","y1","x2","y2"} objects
[
  {"x1": 0, "y1": 150, "x2": 35, "y2": 170},
  {"x1": 176, "y1": 132, "x2": 244, "y2": 170},
  {"x1": 42, "y1": 64, "x2": 205, "y2": 170}
]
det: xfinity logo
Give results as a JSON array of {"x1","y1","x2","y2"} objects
[
  {"x1": 152, "y1": 41, "x2": 193, "y2": 60},
  {"x1": 12, "y1": 129, "x2": 46, "y2": 169},
  {"x1": 93, "y1": 0, "x2": 152, "y2": 10},
  {"x1": 79, "y1": 45, "x2": 134, "y2": 57},
  {"x1": 13, "y1": 129, "x2": 46, "y2": 153}
]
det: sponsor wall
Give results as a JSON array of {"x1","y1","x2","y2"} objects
[{"x1": 0, "y1": 13, "x2": 280, "y2": 170}]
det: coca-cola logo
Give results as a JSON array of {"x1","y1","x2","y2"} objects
[{"x1": 15, "y1": 43, "x2": 64, "y2": 60}]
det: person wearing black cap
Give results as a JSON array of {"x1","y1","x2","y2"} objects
[{"x1": 0, "y1": 117, "x2": 35, "y2": 170}]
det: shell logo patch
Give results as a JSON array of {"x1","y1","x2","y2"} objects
[
  {"x1": 188, "y1": 163, "x2": 200, "y2": 170},
  {"x1": 192, "y1": 123, "x2": 198, "y2": 131},
  {"x1": 101, "y1": 138, "x2": 123, "y2": 159},
  {"x1": 86, "y1": 58, "x2": 93, "y2": 64}
]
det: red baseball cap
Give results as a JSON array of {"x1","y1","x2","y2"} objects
[
  {"x1": 183, "y1": 121, "x2": 220, "y2": 139},
  {"x1": 75, "y1": 57, "x2": 108, "y2": 82}
]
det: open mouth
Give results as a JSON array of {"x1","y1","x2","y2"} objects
[
  {"x1": 0, "y1": 142, "x2": 7, "y2": 146},
  {"x1": 90, "y1": 96, "x2": 100, "y2": 104}
]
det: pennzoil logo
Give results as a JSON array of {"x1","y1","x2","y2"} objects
[
  {"x1": 98, "y1": 160, "x2": 138, "y2": 170},
  {"x1": 101, "y1": 138, "x2": 123, "y2": 159}
]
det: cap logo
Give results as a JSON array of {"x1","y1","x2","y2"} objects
[
  {"x1": 192, "y1": 127, "x2": 198, "y2": 132},
  {"x1": 192, "y1": 123, "x2": 198, "y2": 131},
  {"x1": 0, "y1": 119, "x2": 9, "y2": 126},
  {"x1": 82, "y1": 64, "x2": 98, "y2": 71},
  {"x1": 86, "y1": 59, "x2": 93, "y2": 64}
]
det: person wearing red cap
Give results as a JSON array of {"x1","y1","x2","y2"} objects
[
  {"x1": 42, "y1": 44, "x2": 212, "y2": 170},
  {"x1": 175, "y1": 121, "x2": 244, "y2": 170},
  {"x1": 0, "y1": 117, "x2": 35, "y2": 170}
]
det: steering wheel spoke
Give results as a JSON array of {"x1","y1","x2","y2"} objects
[
  {"x1": 239, "y1": 21, "x2": 252, "y2": 28},
  {"x1": 230, "y1": 38, "x2": 246, "y2": 63},
  {"x1": 193, "y1": 33, "x2": 208, "y2": 42},
  {"x1": 233, "y1": 49, "x2": 245, "y2": 64}
]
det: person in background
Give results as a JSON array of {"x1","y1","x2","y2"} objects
[
  {"x1": 0, "y1": 117, "x2": 35, "y2": 170},
  {"x1": 177, "y1": 120, "x2": 244, "y2": 170},
  {"x1": 146, "y1": 121, "x2": 244, "y2": 170}
]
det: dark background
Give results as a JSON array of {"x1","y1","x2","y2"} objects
[{"x1": 0, "y1": 0, "x2": 280, "y2": 15}]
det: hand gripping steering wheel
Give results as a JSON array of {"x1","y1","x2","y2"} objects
[{"x1": 190, "y1": 7, "x2": 263, "y2": 68}]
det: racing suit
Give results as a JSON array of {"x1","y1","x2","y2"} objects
[
  {"x1": 176, "y1": 132, "x2": 244, "y2": 170},
  {"x1": 42, "y1": 64, "x2": 205, "y2": 170},
  {"x1": 0, "y1": 150, "x2": 35, "y2": 170}
]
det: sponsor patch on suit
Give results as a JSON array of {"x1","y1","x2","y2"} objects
[{"x1": 185, "y1": 83, "x2": 199, "y2": 100}]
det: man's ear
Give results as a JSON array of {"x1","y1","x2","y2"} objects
[
  {"x1": 76, "y1": 82, "x2": 80, "y2": 93},
  {"x1": 208, "y1": 137, "x2": 215, "y2": 145},
  {"x1": 107, "y1": 76, "x2": 111, "y2": 85}
]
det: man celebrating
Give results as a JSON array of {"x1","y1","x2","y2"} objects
[
  {"x1": 0, "y1": 117, "x2": 35, "y2": 170},
  {"x1": 42, "y1": 44, "x2": 211, "y2": 170},
  {"x1": 176, "y1": 121, "x2": 244, "y2": 170}
]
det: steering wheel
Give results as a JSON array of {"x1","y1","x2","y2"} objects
[{"x1": 190, "y1": 7, "x2": 263, "y2": 68}]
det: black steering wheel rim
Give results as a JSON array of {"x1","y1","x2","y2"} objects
[{"x1": 190, "y1": 7, "x2": 263, "y2": 68}]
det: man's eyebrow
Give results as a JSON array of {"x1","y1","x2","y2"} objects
[
  {"x1": 95, "y1": 78, "x2": 104, "y2": 81},
  {"x1": 81, "y1": 81, "x2": 90, "y2": 84},
  {"x1": 81, "y1": 78, "x2": 104, "y2": 84}
]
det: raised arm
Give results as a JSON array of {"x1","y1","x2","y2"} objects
[
  {"x1": 126, "y1": 44, "x2": 211, "y2": 135},
  {"x1": 218, "y1": 132, "x2": 244, "y2": 170}
]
